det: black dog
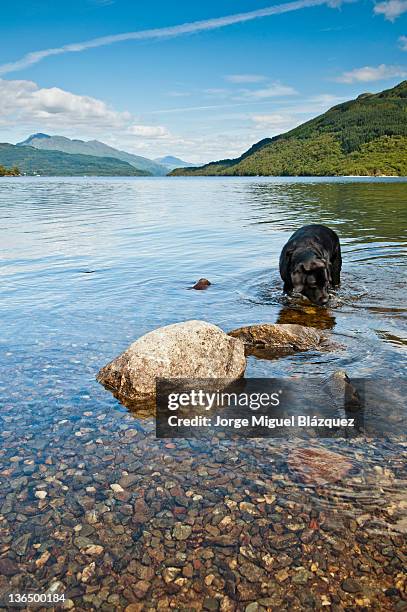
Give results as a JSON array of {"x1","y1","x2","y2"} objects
[{"x1": 279, "y1": 224, "x2": 342, "y2": 306}]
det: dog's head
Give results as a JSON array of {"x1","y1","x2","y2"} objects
[{"x1": 291, "y1": 254, "x2": 331, "y2": 306}]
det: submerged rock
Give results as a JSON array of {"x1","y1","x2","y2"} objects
[
  {"x1": 321, "y1": 370, "x2": 363, "y2": 412},
  {"x1": 288, "y1": 446, "x2": 354, "y2": 485},
  {"x1": 97, "y1": 320, "x2": 246, "y2": 402},
  {"x1": 228, "y1": 323, "x2": 325, "y2": 359}
]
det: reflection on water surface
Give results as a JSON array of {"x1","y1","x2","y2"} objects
[{"x1": 0, "y1": 177, "x2": 406, "y2": 610}]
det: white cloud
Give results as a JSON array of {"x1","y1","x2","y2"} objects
[
  {"x1": 335, "y1": 64, "x2": 407, "y2": 83},
  {"x1": 127, "y1": 125, "x2": 170, "y2": 138},
  {"x1": 167, "y1": 91, "x2": 192, "y2": 97},
  {"x1": 241, "y1": 83, "x2": 298, "y2": 98},
  {"x1": 225, "y1": 74, "x2": 267, "y2": 83},
  {"x1": 0, "y1": 78, "x2": 170, "y2": 142},
  {"x1": 0, "y1": 0, "x2": 342, "y2": 75},
  {"x1": 0, "y1": 78, "x2": 353, "y2": 164},
  {"x1": 373, "y1": 0, "x2": 407, "y2": 21},
  {"x1": 400, "y1": 35, "x2": 407, "y2": 51},
  {"x1": 91, "y1": 0, "x2": 115, "y2": 5},
  {"x1": 0, "y1": 78, "x2": 131, "y2": 128},
  {"x1": 203, "y1": 88, "x2": 230, "y2": 96},
  {"x1": 251, "y1": 113, "x2": 299, "y2": 132}
]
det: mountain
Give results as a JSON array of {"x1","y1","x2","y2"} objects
[
  {"x1": 171, "y1": 81, "x2": 407, "y2": 177},
  {"x1": 0, "y1": 143, "x2": 149, "y2": 176},
  {"x1": 154, "y1": 155, "x2": 197, "y2": 170},
  {"x1": 17, "y1": 134, "x2": 167, "y2": 176}
]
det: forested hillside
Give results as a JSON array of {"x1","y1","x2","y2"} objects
[{"x1": 171, "y1": 81, "x2": 407, "y2": 177}]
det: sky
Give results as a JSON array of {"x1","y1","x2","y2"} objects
[{"x1": 0, "y1": 0, "x2": 406, "y2": 163}]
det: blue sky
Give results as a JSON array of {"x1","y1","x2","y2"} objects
[{"x1": 0, "y1": 0, "x2": 406, "y2": 162}]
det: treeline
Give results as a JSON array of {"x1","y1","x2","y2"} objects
[
  {"x1": 0, "y1": 164, "x2": 20, "y2": 176},
  {"x1": 281, "y1": 98, "x2": 407, "y2": 154},
  {"x1": 171, "y1": 80, "x2": 407, "y2": 177},
  {"x1": 174, "y1": 135, "x2": 407, "y2": 177}
]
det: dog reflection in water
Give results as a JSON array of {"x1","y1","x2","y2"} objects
[{"x1": 276, "y1": 304, "x2": 336, "y2": 331}]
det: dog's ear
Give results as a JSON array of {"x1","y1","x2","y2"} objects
[
  {"x1": 285, "y1": 247, "x2": 294, "y2": 264},
  {"x1": 326, "y1": 262, "x2": 333, "y2": 284},
  {"x1": 291, "y1": 268, "x2": 304, "y2": 292}
]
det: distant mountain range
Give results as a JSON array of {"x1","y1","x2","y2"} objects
[
  {"x1": 17, "y1": 133, "x2": 167, "y2": 176},
  {"x1": 0, "y1": 132, "x2": 196, "y2": 177},
  {"x1": 0, "y1": 143, "x2": 148, "y2": 176},
  {"x1": 171, "y1": 81, "x2": 407, "y2": 177},
  {"x1": 154, "y1": 155, "x2": 196, "y2": 170}
]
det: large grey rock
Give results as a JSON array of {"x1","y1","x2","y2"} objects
[
  {"x1": 97, "y1": 320, "x2": 246, "y2": 402},
  {"x1": 228, "y1": 323, "x2": 325, "y2": 358}
]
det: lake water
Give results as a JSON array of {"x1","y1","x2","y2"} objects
[{"x1": 0, "y1": 177, "x2": 406, "y2": 610}]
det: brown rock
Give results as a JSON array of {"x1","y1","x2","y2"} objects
[
  {"x1": 228, "y1": 323, "x2": 324, "y2": 358},
  {"x1": 183, "y1": 563, "x2": 194, "y2": 578},
  {"x1": 288, "y1": 446, "x2": 353, "y2": 485},
  {"x1": 191, "y1": 278, "x2": 211, "y2": 290},
  {"x1": 133, "y1": 580, "x2": 151, "y2": 598},
  {"x1": 0, "y1": 558, "x2": 20, "y2": 576},
  {"x1": 97, "y1": 320, "x2": 246, "y2": 402}
]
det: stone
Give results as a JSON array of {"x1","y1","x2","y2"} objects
[
  {"x1": 133, "y1": 580, "x2": 151, "y2": 598},
  {"x1": 191, "y1": 278, "x2": 211, "y2": 290},
  {"x1": 35, "y1": 550, "x2": 51, "y2": 568},
  {"x1": 13, "y1": 533, "x2": 31, "y2": 555},
  {"x1": 239, "y1": 502, "x2": 260, "y2": 516},
  {"x1": 321, "y1": 371, "x2": 362, "y2": 411},
  {"x1": 163, "y1": 567, "x2": 180, "y2": 583},
  {"x1": 119, "y1": 474, "x2": 138, "y2": 488},
  {"x1": 288, "y1": 446, "x2": 353, "y2": 485},
  {"x1": 239, "y1": 563, "x2": 266, "y2": 583},
  {"x1": 0, "y1": 558, "x2": 20, "y2": 576},
  {"x1": 83, "y1": 545, "x2": 104, "y2": 555},
  {"x1": 203, "y1": 598, "x2": 220, "y2": 611},
  {"x1": 133, "y1": 498, "x2": 150, "y2": 524},
  {"x1": 35, "y1": 490, "x2": 48, "y2": 500},
  {"x1": 182, "y1": 563, "x2": 194, "y2": 578},
  {"x1": 275, "y1": 569, "x2": 289, "y2": 582},
  {"x1": 341, "y1": 578, "x2": 362, "y2": 593},
  {"x1": 228, "y1": 323, "x2": 325, "y2": 358},
  {"x1": 81, "y1": 562, "x2": 95, "y2": 583},
  {"x1": 97, "y1": 320, "x2": 246, "y2": 402},
  {"x1": 292, "y1": 567, "x2": 312, "y2": 585},
  {"x1": 173, "y1": 523, "x2": 192, "y2": 541}
]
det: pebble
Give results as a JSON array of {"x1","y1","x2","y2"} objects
[
  {"x1": 275, "y1": 568, "x2": 289, "y2": 582},
  {"x1": 162, "y1": 567, "x2": 180, "y2": 583},
  {"x1": 110, "y1": 483, "x2": 124, "y2": 493},
  {"x1": 341, "y1": 578, "x2": 362, "y2": 593},
  {"x1": 173, "y1": 523, "x2": 192, "y2": 540},
  {"x1": 84, "y1": 545, "x2": 104, "y2": 555},
  {"x1": 245, "y1": 603, "x2": 259, "y2": 612},
  {"x1": 203, "y1": 597, "x2": 219, "y2": 611},
  {"x1": 1, "y1": 396, "x2": 404, "y2": 612},
  {"x1": 35, "y1": 490, "x2": 48, "y2": 499}
]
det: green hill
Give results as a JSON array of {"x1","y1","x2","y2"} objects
[
  {"x1": 171, "y1": 81, "x2": 407, "y2": 177},
  {"x1": 0, "y1": 143, "x2": 149, "y2": 176}
]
